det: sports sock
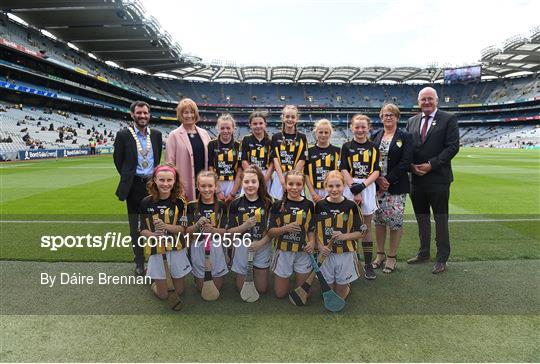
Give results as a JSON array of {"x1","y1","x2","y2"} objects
[{"x1": 362, "y1": 241, "x2": 373, "y2": 267}]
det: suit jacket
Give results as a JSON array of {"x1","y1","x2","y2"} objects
[
  {"x1": 406, "y1": 109, "x2": 460, "y2": 186},
  {"x1": 371, "y1": 128, "x2": 413, "y2": 195},
  {"x1": 166, "y1": 124, "x2": 211, "y2": 201},
  {"x1": 113, "y1": 127, "x2": 162, "y2": 200}
]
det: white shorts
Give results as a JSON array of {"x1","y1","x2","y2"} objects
[
  {"x1": 269, "y1": 172, "x2": 283, "y2": 199},
  {"x1": 344, "y1": 177, "x2": 378, "y2": 215},
  {"x1": 271, "y1": 250, "x2": 312, "y2": 278},
  {"x1": 146, "y1": 249, "x2": 192, "y2": 280},
  {"x1": 190, "y1": 243, "x2": 229, "y2": 279},
  {"x1": 319, "y1": 252, "x2": 360, "y2": 285},
  {"x1": 231, "y1": 243, "x2": 272, "y2": 275},
  {"x1": 219, "y1": 180, "x2": 237, "y2": 198}
]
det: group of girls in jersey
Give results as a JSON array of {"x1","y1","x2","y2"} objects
[{"x1": 139, "y1": 104, "x2": 383, "y2": 305}]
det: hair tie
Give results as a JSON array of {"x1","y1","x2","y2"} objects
[{"x1": 153, "y1": 165, "x2": 177, "y2": 177}]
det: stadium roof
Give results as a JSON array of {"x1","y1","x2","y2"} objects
[
  {"x1": 481, "y1": 26, "x2": 540, "y2": 78},
  {"x1": 0, "y1": 0, "x2": 201, "y2": 73},
  {"x1": 1, "y1": 1, "x2": 539, "y2": 83}
]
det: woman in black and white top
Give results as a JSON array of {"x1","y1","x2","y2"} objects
[{"x1": 371, "y1": 103, "x2": 413, "y2": 274}]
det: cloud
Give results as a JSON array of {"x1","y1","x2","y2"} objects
[{"x1": 140, "y1": 0, "x2": 540, "y2": 67}]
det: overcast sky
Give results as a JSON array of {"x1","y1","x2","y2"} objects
[{"x1": 140, "y1": 0, "x2": 539, "y2": 68}]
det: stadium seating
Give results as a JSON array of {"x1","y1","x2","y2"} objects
[
  {"x1": 1, "y1": 14, "x2": 539, "y2": 160},
  {"x1": 2, "y1": 15, "x2": 539, "y2": 108},
  {"x1": 460, "y1": 124, "x2": 539, "y2": 148},
  {"x1": 0, "y1": 102, "x2": 178, "y2": 153}
]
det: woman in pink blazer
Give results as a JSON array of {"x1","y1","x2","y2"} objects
[{"x1": 166, "y1": 98, "x2": 211, "y2": 201}]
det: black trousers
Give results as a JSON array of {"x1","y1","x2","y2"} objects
[
  {"x1": 126, "y1": 177, "x2": 149, "y2": 265},
  {"x1": 410, "y1": 183, "x2": 451, "y2": 263}
]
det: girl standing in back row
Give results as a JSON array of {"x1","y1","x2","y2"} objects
[
  {"x1": 305, "y1": 119, "x2": 340, "y2": 202},
  {"x1": 340, "y1": 114, "x2": 380, "y2": 281},
  {"x1": 208, "y1": 114, "x2": 242, "y2": 203},
  {"x1": 239, "y1": 110, "x2": 274, "y2": 192},
  {"x1": 269, "y1": 105, "x2": 308, "y2": 199}
]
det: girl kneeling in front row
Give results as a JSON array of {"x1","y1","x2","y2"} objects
[
  {"x1": 268, "y1": 170, "x2": 316, "y2": 298},
  {"x1": 139, "y1": 165, "x2": 191, "y2": 300},
  {"x1": 227, "y1": 166, "x2": 273, "y2": 294},
  {"x1": 186, "y1": 170, "x2": 229, "y2": 292},
  {"x1": 315, "y1": 170, "x2": 365, "y2": 299}
]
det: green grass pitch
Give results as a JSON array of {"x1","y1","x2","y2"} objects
[{"x1": 1, "y1": 147, "x2": 539, "y2": 362}]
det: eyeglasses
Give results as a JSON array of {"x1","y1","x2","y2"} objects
[{"x1": 382, "y1": 114, "x2": 396, "y2": 119}]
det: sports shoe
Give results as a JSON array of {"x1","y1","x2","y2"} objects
[{"x1": 364, "y1": 264, "x2": 376, "y2": 280}]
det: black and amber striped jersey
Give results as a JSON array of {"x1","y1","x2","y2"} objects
[
  {"x1": 208, "y1": 139, "x2": 240, "y2": 181},
  {"x1": 270, "y1": 132, "x2": 308, "y2": 173},
  {"x1": 139, "y1": 196, "x2": 187, "y2": 256},
  {"x1": 227, "y1": 195, "x2": 272, "y2": 241},
  {"x1": 315, "y1": 198, "x2": 365, "y2": 253},
  {"x1": 239, "y1": 133, "x2": 272, "y2": 170},
  {"x1": 305, "y1": 144, "x2": 340, "y2": 189},
  {"x1": 186, "y1": 200, "x2": 227, "y2": 230},
  {"x1": 268, "y1": 198, "x2": 315, "y2": 252},
  {"x1": 339, "y1": 140, "x2": 381, "y2": 179}
]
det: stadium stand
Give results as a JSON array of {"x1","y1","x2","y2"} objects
[
  {"x1": 0, "y1": 7, "x2": 538, "y2": 161},
  {"x1": 0, "y1": 13, "x2": 169, "y2": 99},
  {"x1": 0, "y1": 101, "x2": 179, "y2": 157},
  {"x1": 2, "y1": 99, "x2": 536, "y2": 159},
  {"x1": 460, "y1": 124, "x2": 540, "y2": 148},
  {"x1": 1, "y1": 13, "x2": 539, "y2": 108}
]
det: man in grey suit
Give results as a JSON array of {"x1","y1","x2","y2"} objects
[{"x1": 406, "y1": 87, "x2": 460, "y2": 274}]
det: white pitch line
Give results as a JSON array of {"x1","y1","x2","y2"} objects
[
  {"x1": 0, "y1": 218, "x2": 539, "y2": 224},
  {"x1": 0, "y1": 163, "x2": 36, "y2": 168},
  {"x1": 59, "y1": 166, "x2": 115, "y2": 169}
]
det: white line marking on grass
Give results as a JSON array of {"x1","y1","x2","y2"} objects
[
  {"x1": 1, "y1": 218, "x2": 539, "y2": 224},
  {"x1": 0, "y1": 163, "x2": 36, "y2": 168},
  {"x1": 59, "y1": 166, "x2": 115, "y2": 169}
]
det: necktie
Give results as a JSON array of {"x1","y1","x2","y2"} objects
[{"x1": 421, "y1": 115, "x2": 430, "y2": 142}]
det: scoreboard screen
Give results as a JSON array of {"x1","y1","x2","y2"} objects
[{"x1": 444, "y1": 65, "x2": 482, "y2": 84}]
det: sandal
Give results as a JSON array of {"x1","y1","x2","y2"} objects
[
  {"x1": 383, "y1": 255, "x2": 397, "y2": 274},
  {"x1": 371, "y1": 252, "x2": 386, "y2": 269}
]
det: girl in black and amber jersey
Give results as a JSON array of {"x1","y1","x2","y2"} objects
[
  {"x1": 315, "y1": 171, "x2": 365, "y2": 299},
  {"x1": 239, "y1": 110, "x2": 274, "y2": 191},
  {"x1": 268, "y1": 170, "x2": 316, "y2": 298},
  {"x1": 269, "y1": 105, "x2": 308, "y2": 199},
  {"x1": 139, "y1": 165, "x2": 191, "y2": 300},
  {"x1": 305, "y1": 119, "x2": 340, "y2": 202},
  {"x1": 227, "y1": 166, "x2": 273, "y2": 294},
  {"x1": 185, "y1": 171, "x2": 229, "y2": 292},
  {"x1": 208, "y1": 114, "x2": 242, "y2": 204},
  {"x1": 340, "y1": 114, "x2": 380, "y2": 280}
]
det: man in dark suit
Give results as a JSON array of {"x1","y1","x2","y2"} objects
[
  {"x1": 113, "y1": 101, "x2": 162, "y2": 275},
  {"x1": 406, "y1": 87, "x2": 460, "y2": 274}
]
